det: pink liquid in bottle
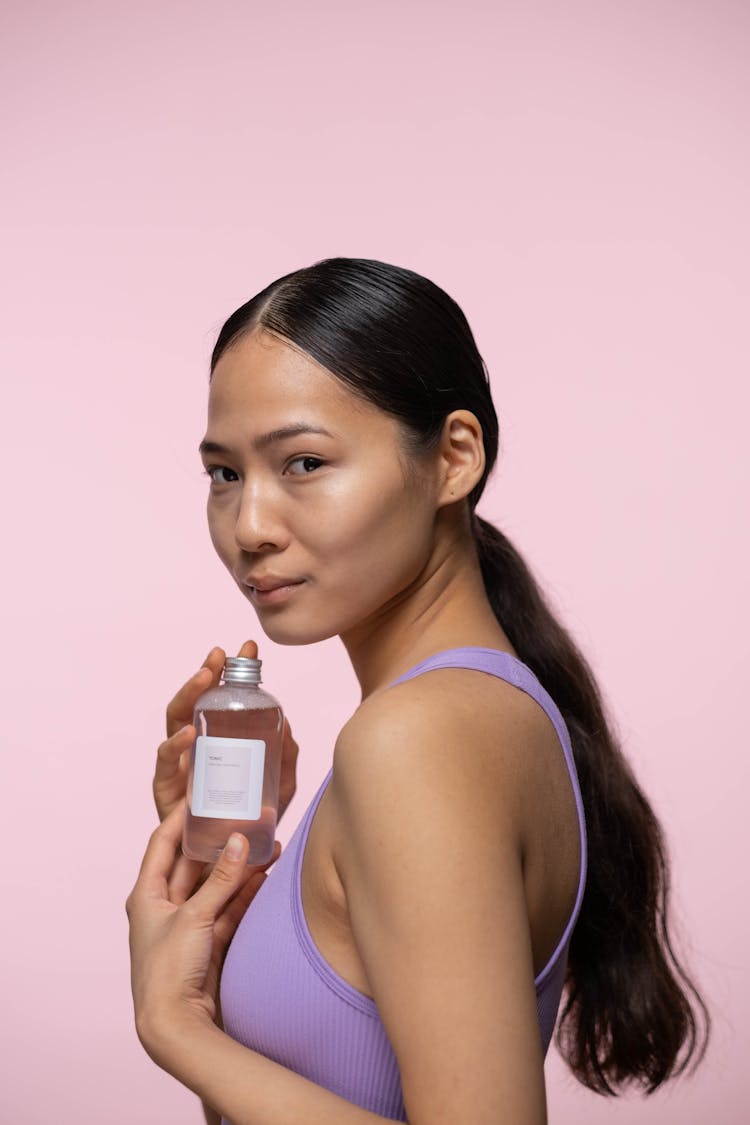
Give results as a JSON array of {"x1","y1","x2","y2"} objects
[{"x1": 182, "y1": 656, "x2": 283, "y2": 865}]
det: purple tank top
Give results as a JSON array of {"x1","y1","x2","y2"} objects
[{"x1": 219, "y1": 648, "x2": 587, "y2": 1123}]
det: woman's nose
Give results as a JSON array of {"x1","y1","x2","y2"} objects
[{"x1": 234, "y1": 484, "x2": 288, "y2": 553}]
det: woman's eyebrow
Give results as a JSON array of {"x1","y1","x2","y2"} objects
[{"x1": 198, "y1": 423, "x2": 336, "y2": 457}]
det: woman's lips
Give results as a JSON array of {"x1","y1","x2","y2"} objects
[{"x1": 247, "y1": 580, "x2": 305, "y2": 606}]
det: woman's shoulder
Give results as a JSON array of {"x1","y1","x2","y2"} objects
[{"x1": 331, "y1": 662, "x2": 555, "y2": 822}]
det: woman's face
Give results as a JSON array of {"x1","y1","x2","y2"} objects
[{"x1": 199, "y1": 328, "x2": 440, "y2": 646}]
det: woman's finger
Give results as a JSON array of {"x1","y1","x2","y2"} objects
[
  {"x1": 165, "y1": 649, "x2": 225, "y2": 738},
  {"x1": 209, "y1": 843, "x2": 282, "y2": 977},
  {"x1": 212, "y1": 840, "x2": 282, "y2": 943},
  {"x1": 154, "y1": 723, "x2": 195, "y2": 782},
  {"x1": 164, "y1": 642, "x2": 258, "y2": 742},
  {"x1": 131, "y1": 799, "x2": 186, "y2": 899},
  {"x1": 155, "y1": 647, "x2": 234, "y2": 820},
  {"x1": 167, "y1": 851, "x2": 212, "y2": 904},
  {"x1": 180, "y1": 833, "x2": 253, "y2": 926},
  {"x1": 212, "y1": 871, "x2": 268, "y2": 955},
  {"x1": 163, "y1": 642, "x2": 257, "y2": 746}
]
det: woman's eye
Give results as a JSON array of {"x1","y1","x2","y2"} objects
[
  {"x1": 202, "y1": 466, "x2": 238, "y2": 485},
  {"x1": 286, "y1": 456, "x2": 325, "y2": 476}
]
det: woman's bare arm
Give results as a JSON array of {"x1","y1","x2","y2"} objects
[
  {"x1": 329, "y1": 678, "x2": 549, "y2": 1125},
  {"x1": 200, "y1": 1004, "x2": 223, "y2": 1124},
  {"x1": 141, "y1": 1016, "x2": 408, "y2": 1125}
]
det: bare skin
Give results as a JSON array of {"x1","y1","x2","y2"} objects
[{"x1": 132, "y1": 326, "x2": 581, "y2": 1125}]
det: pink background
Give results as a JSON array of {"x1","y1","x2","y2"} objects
[{"x1": 2, "y1": 1, "x2": 747, "y2": 1120}]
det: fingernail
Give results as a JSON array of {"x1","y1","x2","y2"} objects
[{"x1": 225, "y1": 833, "x2": 244, "y2": 859}]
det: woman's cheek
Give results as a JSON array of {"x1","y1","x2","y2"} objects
[{"x1": 207, "y1": 507, "x2": 237, "y2": 573}]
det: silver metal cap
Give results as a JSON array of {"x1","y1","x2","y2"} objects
[{"x1": 222, "y1": 656, "x2": 262, "y2": 684}]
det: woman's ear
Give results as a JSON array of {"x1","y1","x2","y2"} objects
[{"x1": 436, "y1": 410, "x2": 485, "y2": 507}]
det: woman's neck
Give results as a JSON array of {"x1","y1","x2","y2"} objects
[{"x1": 340, "y1": 535, "x2": 515, "y2": 702}]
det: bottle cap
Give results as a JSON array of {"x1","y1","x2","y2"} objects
[{"x1": 222, "y1": 656, "x2": 262, "y2": 684}]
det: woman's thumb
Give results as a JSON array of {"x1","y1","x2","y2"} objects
[
  {"x1": 223, "y1": 833, "x2": 248, "y2": 863},
  {"x1": 215, "y1": 833, "x2": 250, "y2": 886},
  {"x1": 188, "y1": 833, "x2": 249, "y2": 920}
]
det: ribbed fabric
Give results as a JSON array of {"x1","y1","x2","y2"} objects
[{"x1": 219, "y1": 648, "x2": 587, "y2": 1124}]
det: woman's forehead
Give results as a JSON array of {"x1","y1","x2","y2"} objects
[
  {"x1": 206, "y1": 333, "x2": 394, "y2": 439},
  {"x1": 215, "y1": 333, "x2": 340, "y2": 397}
]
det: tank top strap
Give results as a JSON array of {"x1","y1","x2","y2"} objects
[{"x1": 388, "y1": 646, "x2": 531, "y2": 691}]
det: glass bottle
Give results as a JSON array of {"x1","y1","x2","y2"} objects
[{"x1": 182, "y1": 656, "x2": 283, "y2": 865}]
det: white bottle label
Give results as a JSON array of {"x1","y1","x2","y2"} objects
[{"x1": 191, "y1": 735, "x2": 266, "y2": 820}]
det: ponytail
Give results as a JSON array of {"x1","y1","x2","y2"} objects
[{"x1": 472, "y1": 513, "x2": 710, "y2": 1093}]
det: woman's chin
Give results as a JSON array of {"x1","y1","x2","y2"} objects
[{"x1": 253, "y1": 618, "x2": 340, "y2": 647}]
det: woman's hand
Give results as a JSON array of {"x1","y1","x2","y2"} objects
[
  {"x1": 126, "y1": 797, "x2": 281, "y2": 1065},
  {"x1": 153, "y1": 639, "x2": 299, "y2": 823}
]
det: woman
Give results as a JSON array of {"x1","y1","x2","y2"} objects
[{"x1": 126, "y1": 258, "x2": 709, "y2": 1124}]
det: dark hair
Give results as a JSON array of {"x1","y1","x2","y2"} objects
[{"x1": 209, "y1": 257, "x2": 710, "y2": 1094}]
